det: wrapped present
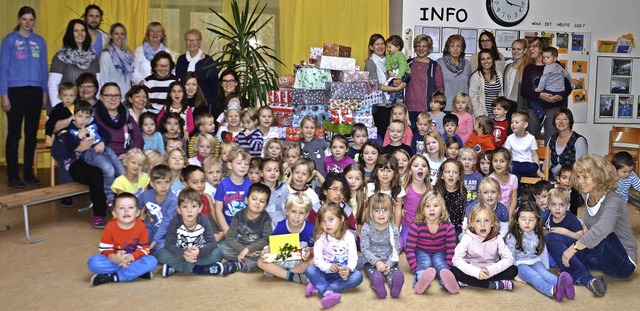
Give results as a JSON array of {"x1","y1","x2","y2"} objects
[
  {"x1": 330, "y1": 109, "x2": 353, "y2": 124},
  {"x1": 286, "y1": 127, "x2": 300, "y2": 142},
  {"x1": 293, "y1": 68, "x2": 332, "y2": 90},
  {"x1": 327, "y1": 82, "x2": 368, "y2": 99},
  {"x1": 294, "y1": 104, "x2": 327, "y2": 120},
  {"x1": 337, "y1": 71, "x2": 370, "y2": 83},
  {"x1": 272, "y1": 127, "x2": 287, "y2": 140},
  {"x1": 310, "y1": 47, "x2": 323, "y2": 61},
  {"x1": 367, "y1": 127, "x2": 378, "y2": 139},
  {"x1": 317, "y1": 55, "x2": 357, "y2": 71},
  {"x1": 272, "y1": 107, "x2": 294, "y2": 127},
  {"x1": 315, "y1": 126, "x2": 325, "y2": 138},
  {"x1": 290, "y1": 89, "x2": 328, "y2": 105},
  {"x1": 327, "y1": 98, "x2": 363, "y2": 111},
  {"x1": 354, "y1": 116, "x2": 374, "y2": 127},
  {"x1": 268, "y1": 90, "x2": 291, "y2": 104},
  {"x1": 278, "y1": 76, "x2": 295, "y2": 88},
  {"x1": 323, "y1": 43, "x2": 351, "y2": 57}
]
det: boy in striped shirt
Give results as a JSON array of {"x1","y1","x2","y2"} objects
[{"x1": 612, "y1": 152, "x2": 640, "y2": 204}]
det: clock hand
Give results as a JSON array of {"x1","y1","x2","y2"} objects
[{"x1": 505, "y1": 0, "x2": 524, "y2": 8}]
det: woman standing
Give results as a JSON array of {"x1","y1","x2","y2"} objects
[
  {"x1": 469, "y1": 49, "x2": 503, "y2": 118},
  {"x1": 471, "y1": 31, "x2": 505, "y2": 75},
  {"x1": 364, "y1": 34, "x2": 406, "y2": 138},
  {"x1": 547, "y1": 108, "x2": 587, "y2": 178},
  {"x1": 183, "y1": 72, "x2": 208, "y2": 117},
  {"x1": 144, "y1": 51, "x2": 178, "y2": 114},
  {"x1": 405, "y1": 34, "x2": 444, "y2": 126},
  {"x1": 0, "y1": 6, "x2": 48, "y2": 187},
  {"x1": 99, "y1": 23, "x2": 134, "y2": 96},
  {"x1": 521, "y1": 37, "x2": 572, "y2": 142},
  {"x1": 92, "y1": 82, "x2": 144, "y2": 158},
  {"x1": 545, "y1": 155, "x2": 636, "y2": 297},
  {"x1": 132, "y1": 22, "x2": 173, "y2": 85},
  {"x1": 212, "y1": 69, "x2": 249, "y2": 125},
  {"x1": 49, "y1": 19, "x2": 99, "y2": 107},
  {"x1": 175, "y1": 29, "x2": 218, "y2": 107},
  {"x1": 503, "y1": 39, "x2": 530, "y2": 116},
  {"x1": 437, "y1": 34, "x2": 471, "y2": 111}
]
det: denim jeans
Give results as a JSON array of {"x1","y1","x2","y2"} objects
[
  {"x1": 527, "y1": 106, "x2": 560, "y2": 143},
  {"x1": 155, "y1": 247, "x2": 222, "y2": 273},
  {"x1": 305, "y1": 265, "x2": 363, "y2": 295},
  {"x1": 517, "y1": 262, "x2": 557, "y2": 297},
  {"x1": 413, "y1": 250, "x2": 449, "y2": 285},
  {"x1": 511, "y1": 161, "x2": 540, "y2": 182},
  {"x1": 399, "y1": 225, "x2": 409, "y2": 251},
  {"x1": 545, "y1": 232, "x2": 636, "y2": 285},
  {"x1": 87, "y1": 254, "x2": 158, "y2": 281},
  {"x1": 83, "y1": 146, "x2": 124, "y2": 201}
]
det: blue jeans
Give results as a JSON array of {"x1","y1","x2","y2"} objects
[
  {"x1": 87, "y1": 254, "x2": 157, "y2": 281},
  {"x1": 545, "y1": 232, "x2": 636, "y2": 285},
  {"x1": 527, "y1": 106, "x2": 561, "y2": 144},
  {"x1": 83, "y1": 146, "x2": 124, "y2": 201},
  {"x1": 517, "y1": 262, "x2": 557, "y2": 297},
  {"x1": 413, "y1": 250, "x2": 449, "y2": 285},
  {"x1": 511, "y1": 161, "x2": 540, "y2": 182},
  {"x1": 305, "y1": 265, "x2": 363, "y2": 295}
]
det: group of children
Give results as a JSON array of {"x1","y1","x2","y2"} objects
[{"x1": 78, "y1": 76, "x2": 640, "y2": 308}]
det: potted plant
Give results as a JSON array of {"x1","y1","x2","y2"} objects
[{"x1": 207, "y1": 0, "x2": 282, "y2": 107}]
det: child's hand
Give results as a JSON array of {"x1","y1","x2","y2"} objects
[
  {"x1": 183, "y1": 250, "x2": 197, "y2": 263},
  {"x1": 78, "y1": 126, "x2": 87, "y2": 139},
  {"x1": 183, "y1": 132, "x2": 190, "y2": 140},
  {"x1": 479, "y1": 267, "x2": 490, "y2": 280},
  {"x1": 330, "y1": 263, "x2": 341, "y2": 272},
  {"x1": 238, "y1": 247, "x2": 250, "y2": 262},
  {"x1": 374, "y1": 261, "x2": 386, "y2": 272},
  {"x1": 149, "y1": 241, "x2": 156, "y2": 250},
  {"x1": 45, "y1": 135, "x2": 53, "y2": 147},
  {"x1": 300, "y1": 247, "x2": 312, "y2": 261},
  {"x1": 338, "y1": 266, "x2": 351, "y2": 280},
  {"x1": 214, "y1": 231, "x2": 225, "y2": 242},
  {"x1": 94, "y1": 141, "x2": 105, "y2": 153},
  {"x1": 536, "y1": 170, "x2": 545, "y2": 178},
  {"x1": 121, "y1": 253, "x2": 135, "y2": 268}
]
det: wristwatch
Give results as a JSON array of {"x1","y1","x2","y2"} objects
[{"x1": 573, "y1": 244, "x2": 580, "y2": 251}]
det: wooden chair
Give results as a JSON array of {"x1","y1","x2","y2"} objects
[
  {"x1": 521, "y1": 146, "x2": 551, "y2": 185},
  {"x1": 605, "y1": 126, "x2": 640, "y2": 173},
  {"x1": 33, "y1": 109, "x2": 55, "y2": 185}
]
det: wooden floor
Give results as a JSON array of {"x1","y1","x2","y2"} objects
[{"x1": 1, "y1": 167, "x2": 640, "y2": 310}]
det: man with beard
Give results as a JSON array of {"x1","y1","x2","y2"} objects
[{"x1": 83, "y1": 4, "x2": 108, "y2": 57}]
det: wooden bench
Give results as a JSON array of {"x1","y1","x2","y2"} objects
[{"x1": 0, "y1": 182, "x2": 90, "y2": 243}]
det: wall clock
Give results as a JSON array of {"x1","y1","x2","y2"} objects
[{"x1": 486, "y1": 0, "x2": 530, "y2": 27}]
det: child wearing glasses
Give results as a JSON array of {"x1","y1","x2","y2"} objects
[{"x1": 308, "y1": 172, "x2": 356, "y2": 235}]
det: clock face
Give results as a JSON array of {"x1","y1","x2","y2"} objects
[{"x1": 486, "y1": 0, "x2": 530, "y2": 27}]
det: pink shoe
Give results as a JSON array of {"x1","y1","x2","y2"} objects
[
  {"x1": 320, "y1": 292, "x2": 341, "y2": 309},
  {"x1": 91, "y1": 216, "x2": 106, "y2": 229},
  {"x1": 440, "y1": 269, "x2": 460, "y2": 294},
  {"x1": 305, "y1": 283, "x2": 318, "y2": 297},
  {"x1": 414, "y1": 267, "x2": 436, "y2": 294}
]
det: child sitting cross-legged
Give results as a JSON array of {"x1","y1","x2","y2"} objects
[
  {"x1": 156, "y1": 188, "x2": 240, "y2": 277},
  {"x1": 257, "y1": 192, "x2": 315, "y2": 284},
  {"x1": 87, "y1": 193, "x2": 157, "y2": 286},
  {"x1": 219, "y1": 183, "x2": 273, "y2": 272}
]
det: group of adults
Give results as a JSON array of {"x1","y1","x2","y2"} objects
[
  {"x1": 365, "y1": 32, "x2": 635, "y2": 296},
  {"x1": 0, "y1": 5, "x2": 243, "y2": 219}
]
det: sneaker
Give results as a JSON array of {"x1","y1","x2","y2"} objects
[
  {"x1": 501, "y1": 280, "x2": 514, "y2": 291},
  {"x1": 8, "y1": 178, "x2": 26, "y2": 188},
  {"x1": 390, "y1": 270, "x2": 404, "y2": 298},
  {"x1": 457, "y1": 281, "x2": 469, "y2": 287},
  {"x1": 414, "y1": 267, "x2": 436, "y2": 294},
  {"x1": 371, "y1": 270, "x2": 387, "y2": 299},
  {"x1": 24, "y1": 176, "x2": 41, "y2": 186},
  {"x1": 162, "y1": 264, "x2": 176, "y2": 278},
  {"x1": 561, "y1": 272, "x2": 575, "y2": 300},
  {"x1": 440, "y1": 269, "x2": 460, "y2": 294},
  {"x1": 320, "y1": 292, "x2": 341, "y2": 309},
  {"x1": 586, "y1": 276, "x2": 606, "y2": 297},
  {"x1": 91, "y1": 273, "x2": 115, "y2": 286},
  {"x1": 224, "y1": 260, "x2": 241, "y2": 275},
  {"x1": 91, "y1": 216, "x2": 106, "y2": 229},
  {"x1": 139, "y1": 271, "x2": 154, "y2": 279},
  {"x1": 305, "y1": 283, "x2": 318, "y2": 297},
  {"x1": 61, "y1": 197, "x2": 74, "y2": 207}
]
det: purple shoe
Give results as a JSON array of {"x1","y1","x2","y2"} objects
[
  {"x1": 305, "y1": 283, "x2": 318, "y2": 297},
  {"x1": 390, "y1": 270, "x2": 405, "y2": 298},
  {"x1": 371, "y1": 270, "x2": 387, "y2": 298},
  {"x1": 440, "y1": 269, "x2": 460, "y2": 294},
  {"x1": 91, "y1": 216, "x2": 106, "y2": 229},
  {"x1": 320, "y1": 292, "x2": 341, "y2": 309},
  {"x1": 560, "y1": 272, "x2": 575, "y2": 300},
  {"x1": 414, "y1": 267, "x2": 436, "y2": 294}
]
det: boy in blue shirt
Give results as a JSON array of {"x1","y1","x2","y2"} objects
[
  {"x1": 214, "y1": 147, "x2": 253, "y2": 235},
  {"x1": 612, "y1": 151, "x2": 640, "y2": 203},
  {"x1": 441, "y1": 114, "x2": 463, "y2": 146},
  {"x1": 532, "y1": 180, "x2": 553, "y2": 222},
  {"x1": 138, "y1": 164, "x2": 177, "y2": 252}
]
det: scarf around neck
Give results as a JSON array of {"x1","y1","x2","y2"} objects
[
  {"x1": 371, "y1": 54, "x2": 387, "y2": 84},
  {"x1": 186, "y1": 49, "x2": 204, "y2": 72},
  {"x1": 107, "y1": 44, "x2": 134, "y2": 75},
  {"x1": 442, "y1": 54, "x2": 467, "y2": 76},
  {"x1": 143, "y1": 41, "x2": 166, "y2": 61},
  {"x1": 56, "y1": 46, "x2": 96, "y2": 70}
]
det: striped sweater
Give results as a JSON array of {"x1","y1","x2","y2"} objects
[
  {"x1": 405, "y1": 221, "x2": 456, "y2": 272},
  {"x1": 144, "y1": 74, "x2": 179, "y2": 114}
]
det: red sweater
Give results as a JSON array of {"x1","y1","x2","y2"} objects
[
  {"x1": 98, "y1": 219, "x2": 150, "y2": 260},
  {"x1": 466, "y1": 132, "x2": 496, "y2": 155}
]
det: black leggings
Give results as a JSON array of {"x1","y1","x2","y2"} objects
[
  {"x1": 5, "y1": 86, "x2": 42, "y2": 179},
  {"x1": 451, "y1": 265, "x2": 518, "y2": 288},
  {"x1": 68, "y1": 159, "x2": 107, "y2": 217}
]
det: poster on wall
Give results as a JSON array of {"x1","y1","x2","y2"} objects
[
  {"x1": 618, "y1": 96, "x2": 634, "y2": 118},
  {"x1": 595, "y1": 56, "x2": 640, "y2": 123},
  {"x1": 460, "y1": 28, "x2": 478, "y2": 54},
  {"x1": 495, "y1": 30, "x2": 519, "y2": 48}
]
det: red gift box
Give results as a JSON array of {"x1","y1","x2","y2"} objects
[
  {"x1": 273, "y1": 107, "x2": 294, "y2": 127},
  {"x1": 278, "y1": 76, "x2": 295, "y2": 88},
  {"x1": 330, "y1": 109, "x2": 353, "y2": 124},
  {"x1": 268, "y1": 90, "x2": 291, "y2": 104},
  {"x1": 286, "y1": 127, "x2": 300, "y2": 142},
  {"x1": 323, "y1": 43, "x2": 352, "y2": 57}
]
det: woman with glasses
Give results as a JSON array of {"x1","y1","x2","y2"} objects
[
  {"x1": 144, "y1": 51, "x2": 178, "y2": 114},
  {"x1": 49, "y1": 19, "x2": 100, "y2": 107},
  {"x1": 364, "y1": 34, "x2": 407, "y2": 138},
  {"x1": 92, "y1": 82, "x2": 143, "y2": 157},
  {"x1": 133, "y1": 22, "x2": 174, "y2": 86},
  {"x1": 99, "y1": 23, "x2": 134, "y2": 96},
  {"x1": 436, "y1": 34, "x2": 472, "y2": 110},
  {"x1": 212, "y1": 68, "x2": 249, "y2": 126},
  {"x1": 521, "y1": 37, "x2": 572, "y2": 143},
  {"x1": 405, "y1": 34, "x2": 445, "y2": 126},
  {"x1": 175, "y1": 29, "x2": 218, "y2": 110},
  {"x1": 470, "y1": 31, "x2": 505, "y2": 76}
]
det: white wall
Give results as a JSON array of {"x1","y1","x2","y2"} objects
[{"x1": 400, "y1": 0, "x2": 640, "y2": 155}]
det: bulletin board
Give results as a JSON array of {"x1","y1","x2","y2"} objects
[{"x1": 594, "y1": 56, "x2": 640, "y2": 123}]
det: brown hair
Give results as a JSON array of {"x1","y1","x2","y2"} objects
[
  {"x1": 468, "y1": 203, "x2": 500, "y2": 242},
  {"x1": 508, "y1": 201, "x2": 544, "y2": 255},
  {"x1": 414, "y1": 191, "x2": 449, "y2": 224},
  {"x1": 313, "y1": 202, "x2": 349, "y2": 240}
]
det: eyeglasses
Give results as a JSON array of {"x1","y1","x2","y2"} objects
[
  {"x1": 79, "y1": 84, "x2": 96, "y2": 90},
  {"x1": 328, "y1": 187, "x2": 344, "y2": 194},
  {"x1": 157, "y1": 64, "x2": 170, "y2": 69},
  {"x1": 373, "y1": 208, "x2": 389, "y2": 214},
  {"x1": 102, "y1": 94, "x2": 121, "y2": 99},
  {"x1": 185, "y1": 39, "x2": 200, "y2": 43},
  {"x1": 222, "y1": 79, "x2": 237, "y2": 84},
  {"x1": 480, "y1": 39, "x2": 492, "y2": 43}
]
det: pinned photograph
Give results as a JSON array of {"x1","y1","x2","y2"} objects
[
  {"x1": 556, "y1": 33, "x2": 569, "y2": 54},
  {"x1": 572, "y1": 60, "x2": 587, "y2": 73},
  {"x1": 599, "y1": 94, "x2": 615, "y2": 118},
  {"x1": 559, "y1": 59, "x2": 568, "y2": 70},
  {"x1": 572, "y1": 34, "x2": 584, "y2": 51},
  {"x1": 572, "y1": 78, "x2": 585, "y2": 90},
  {"x1": 611, "y1": 77, "x2": 631, "y2": 94},
  {"x1": 572, "y1": 90, "x2": 587, "y2": 103},
  {"x1": 612, "y1": 59, "x2": 633, "y2": 76},
  {"x1": 618, "y1": 95, "x2": 633, "y2": 118}
]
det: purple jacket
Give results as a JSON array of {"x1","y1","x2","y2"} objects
[{"x1": 93, "y1": 100, "x2": 143, "y2": 156}]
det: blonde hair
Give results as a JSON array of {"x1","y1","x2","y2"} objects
[
  {"x1": 457, "y1": 146, "x2": 476, "y2": 161},
  {"x1": 143, "y1": 149, "x2": 163, "y2": 173},
  {"x1": 424, "y1": 131, "x2": 446, "y2": 159},
  {"x1": 184, "y1": 28, "x2": 202, "y2": 41},
  {"x1": 285, "y1": 192, "x2": 313, "y2": 214},
  {"x1": 144, "y1": 22, "x2": 166, "y2": 45},
  {"x1": 123, "y1": 148, "x2": 146, "y2": 167},
  {"x1": 290, "y1": 158, "x2": 314, "y2": 178},
  {"x1": 264, "y1": 138, "x2": 285, "y2": 161},
  {"x1": 414, "y1": 191, "x2": 449, "y2": 224},
  {"x1": 390, "y1": 103, "x2": 411, "y2": 127},
  {"x1": 202, "y1": 155, "x2": 223, "y2": 171},
  {"x1": 192, "y1": 133, "x2": 216, "y2": 154},
  {"x1": 478, "y1": 177, "x2": 501, "y2": 206},
  {"x1": 404, "y1": 154, "x2": 432, "y2": 189},
  {"x1": 548, "y1": 188, "x2": 570, "y2": 205},
  {"x1": 227, "y1": 146, "x2": 250, "y2": 162},
  {"x1": 572, "y1": 155, "x2": 618, "y2": 200},
  {"x1": 165, "y1": 148, "x2": 188, "y2": 165},
  {"x1": 511, "y1": 39, "x2": 530, "y2": 81},
  {"x1": 468, "y1": 203, "x2": 499, "y2": 241},
  {"x1": 363, "y1": 193, "x2": 394, "y2": 225},
  {"x1": 453, "y1": 92, "x2": 472, "y2": 113}
]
